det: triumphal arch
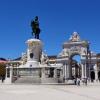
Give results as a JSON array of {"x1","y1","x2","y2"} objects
[{"x1": 57, "y1": 32, "x2": 91, "y2": 82}]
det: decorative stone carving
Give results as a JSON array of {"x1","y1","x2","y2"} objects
[
  {"x1": 22, "y1": 52, "x2": 27, "y2": 64},
  {"x1": 62, "y1": 49, "x2": 69, "y2": 56},
  {"x1": 41, "y1": 52, "x2": 48, "y2": 64},
  {"x1": 81, "y1": 47, "x2": 87, "y2": 55},
  {"x1": 58, "y1": 49, "x2": 69, "y2": 57},
  {"x1": 70, "y1": 46, "x2": 81, "y2": 52},
  {"x1": 69, "y1": 32, "x2": 80, "y2": 42}
]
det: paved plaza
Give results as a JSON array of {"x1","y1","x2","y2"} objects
[{"x1": 0, "y1": 83, "x2": 100, "y2": 100}]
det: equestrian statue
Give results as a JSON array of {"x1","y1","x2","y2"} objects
[{"x1": 31, "y1": 16, "x2": 41, "y2": 39}]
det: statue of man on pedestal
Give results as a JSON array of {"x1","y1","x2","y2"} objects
[{"x1": 31, "y1": 16, "x2": 41, "y2": 39}]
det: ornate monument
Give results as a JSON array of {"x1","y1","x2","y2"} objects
[
  {"x1": 4, "y1": 26, "x2": 100, "y2": 84},
  {"x1": 31, "y1": 16, "x2": 41, "y2": 39},
  {"x1": 5, "y1": 16, "x2": 44, "y2": 84},
  {"x1": 57, "y1": 32, "x2": 90, "y2": 83}
]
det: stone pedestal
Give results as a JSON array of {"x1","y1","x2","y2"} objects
[
  {"x1": 26, "y1": 39, "x2": 42, "y2": 61},
  {"x1": 24, "y1": 38, "x2": 43, "y2": 68},
  {"x1": 11, "y1": 38, "x2": 43, "y2": 84}
]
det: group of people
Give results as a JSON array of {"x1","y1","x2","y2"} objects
[{"x1": 74, "y1": 78, "x2": 87, "y2": 86}]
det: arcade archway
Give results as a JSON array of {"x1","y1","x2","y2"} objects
[
  {"x1": 70, "y1": 54, "x2": 81, "y2": 79},
  {"x1": 90, "y1": 71, "x2": 95, "y2": 82},
  {"x1": 98, "y1": 71, "x2": 100, "y2": 81}
]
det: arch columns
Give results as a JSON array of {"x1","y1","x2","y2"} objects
[
  {"x1": 64, "y1": 62, "x2": 72, "y2": 81},
  {"x1": 64, "y1": 63, "x2": 67, "y2": 79},
  {"x1": 94, "y1": 64, "x2": 98, "y2": 82},
  {"x1": 81, "y1": 64, "x2": 85, "y2": 79},
  {"x1": 63, "y1": 63, "x2": 68, "y2": 80},
  {"x1": 81, "y1": 63, "x2": 87, "y2": 79},
  {"x1": 64, "y1": 62, "x2": 74, "y2": 84},
  {"x1": 84, "y1": 63, "x2": 87, "y2": 78},
  {"x1": 5, "y1": 65, "x2": 13, "y2": 84}
]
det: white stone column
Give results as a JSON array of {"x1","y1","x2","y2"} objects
[
  {"x1": 94, "y1": 64, "x2": 98, "y2": 82},
  {"x1": 84, "y1": 63, "x2": 87, "y2": 78},
  {"x1": 5, "y1": 65, "x2": 13, "y2": 84},
  {"x1": 67, "y1": 64, "x2": 69, "y2": 79},
  {"x1": 81, "y1": 64, "x2": 85, "y2": 79},
  {"x1": 17, "y1": 64, "x2": 19, "y2": 77},
  {"x1": 64, "y1": 64, "x2": 67, "y2": 79},
  {"x1": 62, "y1": 65, "x2": 65, "y2": 78},
  {"x1": 60, "y1": 69, "x2": 63, "y2": 78},
  {"x1": 54, "y1": 68, "x2": 57, "y2": 78}
]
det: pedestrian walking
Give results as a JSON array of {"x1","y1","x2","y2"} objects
[
  {"x1": 85, "y1": 78, "x2": 87, "y2": 86},
  {"x1": 74, "y1": 78, "x2": 77, "y2": 85},
  {"x1": 77, "y1": 78, "x2": 80, "y2": 86}
]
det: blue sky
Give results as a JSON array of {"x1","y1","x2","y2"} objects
[{"x1": 0, "y1": 0, "x2": 100, "y2": 59}]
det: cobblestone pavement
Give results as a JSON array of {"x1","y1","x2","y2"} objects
[{"x1": 0, "y1": 83, "x2": 100, "y2": 100}]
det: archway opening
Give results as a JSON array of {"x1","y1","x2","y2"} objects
[
  {"x1": 90, "y1": 71, "x2": 95, "y2": 82},
  {"x1": 98, "y1": 71, "x2": 100, "y2": 81},
  {"x1": 70, "y1": 54, "x2": 81, "y2": 79}
]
